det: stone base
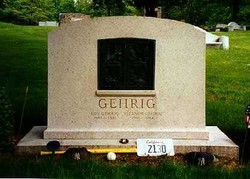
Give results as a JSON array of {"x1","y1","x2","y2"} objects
[
  {"x1": 43, "y1": 128, "x2": 209, "y2": 140},
  {"x1": 16, "y1": 126, "x2": 238, "y2": 158}
]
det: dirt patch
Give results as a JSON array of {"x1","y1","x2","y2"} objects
[{"x1": 90, "y1": 153, "x2": 239, "y2": 169}]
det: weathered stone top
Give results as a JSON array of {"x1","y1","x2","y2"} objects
[
  {"x1": 53, "y1": 16, "x2": 205, "y2": 38},
  {"x1": 59, "y1": 13, "x2": 90, "y2": 25}
]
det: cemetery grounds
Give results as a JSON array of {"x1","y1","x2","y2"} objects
[{"x1": 0, "y1": 22, "x2": 250, "y2": 178}]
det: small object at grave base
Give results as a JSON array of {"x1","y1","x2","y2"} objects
[
  {"x1": 41, "y1": 148, "x2": 136, "y2": 155},
  {"x1": 119, "y1": 138, "x2": 129, "y2": 144},
  {"x1": 137, "y1": 139, "x2": 175, "y2": 156},
  {"x1": 185, "y1": 152, "x2": 218, "y2": 166},
  {"x1": 41, "y1": 150, "x2": 65, "y2": 155},
  {"x1": 107, "y1": 152, "x2": 116, "y2": 161},
  {"x1": 74, "y1": 152, "x2": 81, "y2": 160},
  {"x1": 88, "y1": 148, "x2": 136, "y2": 154},
  {"x1": 63, "y1": 147, "x2": 92, "y2": 160},
  {"x1": 46, "y1": 140, "x2": 61, "y2": 151}
]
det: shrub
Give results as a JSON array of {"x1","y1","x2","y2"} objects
[
  {"x1": 0, "y1": 87, "x2": 15, "y2": 152},
  {"x1": 238, "y1": 5, "x2": 250, "y2": 26},
  {"x1": 204, "y1": 4, "x2": 232, "y2": 27}
]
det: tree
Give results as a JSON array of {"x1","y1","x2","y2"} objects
[
  {"x1": 59, "y1": 0, "x2": 76, "y2": 13},
  {"x1": 238, "y1": 4, "x2": 250, "y2": 25},
  {"x1": 157, "y1": 0, "x2": 236, "y2": 26},
  {"x1": 0, "y1": 0, "x2": 249, "y2": 26},
  {"x1": 75, "y1": 0, "x2": 93, "y2": 14},
  {"x1": 134, "y1": 0, "x2": 157, "y2": 16},
  {"x1": 1, "y1": 0, "x2": 53, "y2": 24},
  {"x1": 89, "y1": 0, "x2": 127, "y2": 16},
  {"x1": 232, "y1": 0, "x2": 241, "y2": 21},
  {"x1": 0, "y1": 87, "x2": 15, "y2": 152},
  {"x1": 0, "y1": 0, "x2": 77, "y2": 24},
  {"x1": 0, "y1": 0, "x2": 3, "y2": 8}
]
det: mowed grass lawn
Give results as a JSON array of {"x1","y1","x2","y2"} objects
[
  {"x1": 205, "y1": 30, "x2": 250, "y2": 152},
  {"x1": 0, "y1": 21, "x2": 250, "y2": 177},
  {"x1": 1, "y1": 155, "x2": 250, "y2": 178},
  {"x1": 0, "y1": 22, "x2": 54, "y2": 131},
  {"x1": 206, "y1": 31, "x2": 250, "y2": 133}
]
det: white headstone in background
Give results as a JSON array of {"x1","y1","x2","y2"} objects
[
  {"x1": 195, "y1": 26, "x2": 229, "y2": 50},
  {"x1": 39, "y1": 21, "x2": 58, "y2": 27},
  {"x1": 228, "y1": 22, "x2": 246, "y2": 31}
]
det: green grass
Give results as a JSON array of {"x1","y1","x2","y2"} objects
[
  {"x1": 0, "y1": 155, "x2": 250, "y2": 178},
  {"x1": 206, "y1": 31, "x2": 250, "y2": 133},
  {"x1": 0, "y1": 22, "x2": 54, "y2": 131}
]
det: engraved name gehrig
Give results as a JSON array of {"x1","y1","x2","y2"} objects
[{"x1": 98, "y1": 98, "x2": 155, "y2": 108}]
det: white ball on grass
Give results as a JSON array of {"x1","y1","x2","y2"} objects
[{"x1": 107, "y1": 152, "x2": 116, "y2": 161}]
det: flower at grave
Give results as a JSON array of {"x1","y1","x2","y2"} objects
[{"x1": 74, "y1": 152, "x2": 81, "y2": 160}]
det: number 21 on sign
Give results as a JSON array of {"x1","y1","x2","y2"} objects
[
  {"x1": 137, "y1": 139, "x2": 175, "y2": 156},
  {"x1": 148, "y1": 144, "x2": 167, "y2": 153}
]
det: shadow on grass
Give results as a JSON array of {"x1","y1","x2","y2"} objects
[{"x1": 225, "y1": 129, "x2": 250, "y2": 164}]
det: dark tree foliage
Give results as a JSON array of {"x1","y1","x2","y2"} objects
[
  {"x1": 0, "y1": 0, "x2": 3, "y2": 8},
  {"x1": 0, "y1": 87, "x2": 15, "y2": 152},
  {"x1": 238, "y1": 5, "x2": 250, "y2": 25},
  {"x1": 91, "y1": 0, "x2": 126, "y2": 16},
  {"x1": 232, "y1": 0, "x2": 241, "y2": 20},
  {"x1": 59, "y1": 0, "x2": 76, "y2": 13},
  {"x1": 157, "y1": 0, "x2": 249, "y2": 26},
  {"x1": 134, "y1": 0, "x2": 157, "y2": 16},
  {"x1": 0, "y1": 0, "x2": 249, "y2": 32},
  {"x1": 1, "y1": 0, "x2": 50, "y2": 24},
  {"x1": 0, "y1": 0, "x2": 75, "y2": 24}
]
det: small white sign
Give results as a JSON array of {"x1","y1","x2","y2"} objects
[{"x1": 137, "y1": 139, "x2": 175, "y2": 156}]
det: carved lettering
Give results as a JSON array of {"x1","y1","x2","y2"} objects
[
  {"x1": 125, "y1": 99, "x2": 128, "y2": 108},
  {"x1": 110, "y1": 99, "x2": 117, "y2": 108},
  {"x1": 119, "y1": 98, "x2": 122, "y2": 108},
  {"x1": 146, "y1": 99, "x2": 155, "y2": 108},
  {"x1": 99, "y1": 99, "x2": 107, "y2": 108},
  {"x1": 98, "y1": 98, "x2": 155, "y2": 109},
  {"x1": 140, "y1": 98, "x2": 144, "y2": 108},
  {"x1": 131, "y1": 99, "x2": 138, "y2": 108}
]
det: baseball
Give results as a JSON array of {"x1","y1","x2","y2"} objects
[{"x1": 107, "y1": 152, "x2": 116, "y2": 161}]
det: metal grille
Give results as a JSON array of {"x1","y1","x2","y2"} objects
[{"x1": 98, "y1": 38, "x2": 155, "y2": 90}]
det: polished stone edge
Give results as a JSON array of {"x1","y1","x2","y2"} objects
[
  {"x1": 95, "y1": 90, "x2": 156, "y2": 97},
  {"x1": 43, "y1": 128, "x2": 209, "y2": 140},
  {"x1": 16, "y1": 126, "x2": 238, "y2": 158}
]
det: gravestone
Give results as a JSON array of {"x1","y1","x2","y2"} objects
[
  {"x1": 215, "y1": 24, "x2": 228, "y2": 31},
  {"x1": 44, "y1": 16, "x2": 207, "y2": 140},
  {"x1": 17, "y1": 16, "x2": 238, "y2": 158},
  {"x1": 195, "y1": 26, "x2": 229, "y2": 50},
  {"x1": 39, "y1": 21, "x2": 58, "y2": 27},
  {"x1": 228, "y1": 22, "x2": 246, "y2": 31}
]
